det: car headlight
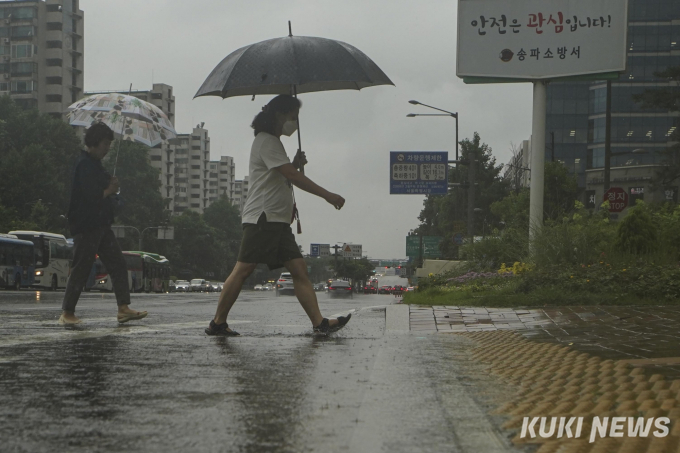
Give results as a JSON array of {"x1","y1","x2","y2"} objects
[
  {"x1": 35, "y1": 270, "x2": 43, "y2": 276},
  {"x1": 99, "y1": 280, "x2": 106, "y2": 284}
]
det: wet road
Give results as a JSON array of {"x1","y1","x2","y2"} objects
[{"x1": 0, "y1": 286, "x2": 515, "y2": 453}]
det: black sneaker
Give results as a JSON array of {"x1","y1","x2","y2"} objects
[
  {"x1": 314, "y1": 313, "x2": 351, "y2": 334},
  {"x1": 205, "y1": 320, "x2": 240, "y2": 336}
]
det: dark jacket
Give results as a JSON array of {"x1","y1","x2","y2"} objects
[{"x1": 67, "y1": 151, "x2": 115, "y2": 235}]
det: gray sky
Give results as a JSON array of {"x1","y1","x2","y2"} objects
[{"x1": 82, "y1": 0, "x2": 533, "y2": 259}]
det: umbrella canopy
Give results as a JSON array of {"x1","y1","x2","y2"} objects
[
  {"x1": 194, "y1": 35, "x2": 394, "y2": 99},
  {"x1": 67, "y1": 93, "x2": 177, "y2": 147}
]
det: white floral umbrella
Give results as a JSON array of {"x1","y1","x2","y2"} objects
[{"x1": 67, "y1": 93, "x2": 178, "y2": 174}]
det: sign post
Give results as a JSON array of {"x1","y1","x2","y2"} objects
[
  {"x1": 456, "y1": 0, "x2": 628, "y2": 245},
  {"x1": 604, "y1": 187, "x2": 628, "y2": 213},
  {"x1": 390, "y1": 152, "x2": 448, "y2": 195}
]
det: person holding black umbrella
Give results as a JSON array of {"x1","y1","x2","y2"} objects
[{"x1": 206, "y1": 95, "x2": 350, "y2": 336}]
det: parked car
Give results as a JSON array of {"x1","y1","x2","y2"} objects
[
  {"x1": 328, "y1": 280, "x2": 353, "y2": 299},
  {"x1": 211, "y1": 282, "x2": 222, "y2": 292},
  {"x1": 254, "y1": 284, "x2": 263, "y2": 291},
  {"x1": 406, "y1": 286, "x2": 415, "y2": 292},
  {"x1": 263, "y1": 283, "x2": 273, "y2": 291},
  {"x1": 190, "y1": 278, "x2": 207, "y2": 292},
  {"x1": 392, "y1": 285, "x2": 406, "y2": 295},
  {"x1": 313, "y1": 282, "x2": 326, "y2": 291},
  {"x1": 175, "y1": 280, "x2": 190, "y2": 292},
  {"x1": 378, "y1": 285, "x2": 391, "y2": 294},
  {"x1": 276, "y1": 272, "x2": 295, "y2": 295}
]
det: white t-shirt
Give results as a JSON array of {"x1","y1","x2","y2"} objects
[{"x1": 241, "y1": 132, "x2": 294, "y2": 224}]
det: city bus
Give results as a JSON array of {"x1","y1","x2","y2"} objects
[
  {"x1": 134, "y1": 252, "x2": 170, "y2": 293},
  {"x1": 8, "y1": 231, "x2": 72, "y2": 290},
  {"x1": 0, "y1": 233, "x2": 35, "y2": 290},
  {"x1": 90, "y1": 252, "x2": 144, "y2": 293}
]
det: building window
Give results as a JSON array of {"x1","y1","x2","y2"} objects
[
  {"x1": 46, "y1": 4, "x2": 62, "y2": 12},
  {"x1": 11, "y1": 44, "x2": 33, "y2": 58},
  {"x1": 192, "y1": 146, "x2": 201, "y2": 150},
  {"x1": 10, "y1": 62, "x2": 35, "y2": 75},
  {"x1": 11, "y1": 80, "x2": 34, "y2": 93},
  {"x1": 46, "y1": 22, "x2": 63, "y2": 31},
  {"x1": 191, "y1": 175, "x2": 199, "y2": 180},
  {"x1": 0, "y1": 82, "x2": 8, "y2": 92},
  {"x1": 191, "y1": 154, "x2": 200, "y2": 160},
  {"x1": 152, "y1": 92, "x2": 162, "y2": 99},
  {"x1": 191, "y1": 184, "x2": 200, "y2": 189},
  {"x1": 191, "y1": 203, "x2": 200, "y2": 208},
  {"x1": 209, "y1": 181, "x2": 217, "y2": 186},
  {"x1": 150, "y1": 155, "x2": 161, "y2": 161},
  {"x1": 179, "y1": 187, "x2": 187, "y2": 193},
  {"x1": 45, "y1": 94, "x2": 62, "y2": 103},
  {"x1": 46, "y1": 40, "x2": 62, "y2": 49},
  {"x1": 46, "y1": 59, "x2": 63, "y2": 67},
  {"x1": 191, "y1": 165, "x2": 200, "y2": 169},
  {"x1": 13, "y1": 7, "x2": 36, "y2": 19},
  {"x1": 11, "y1": 26, "x2": 35, "y2": 38}
]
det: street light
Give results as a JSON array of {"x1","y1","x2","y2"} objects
[
  {"x1": 407, "y1": 100, "x2": 474, "y2": 239},
  {"x1": 406, "y1": 100, "x2": 459, "y2": 160}
]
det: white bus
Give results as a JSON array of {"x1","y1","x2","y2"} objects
[{"x1": 8, "y1": 231, "x2": 72, "y2": 291}]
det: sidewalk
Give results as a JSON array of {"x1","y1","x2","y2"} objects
[{"x1": 395, "y1": 304, "x2": 680, "y2": 452}]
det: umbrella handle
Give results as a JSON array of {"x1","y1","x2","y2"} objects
[{"x1": 293, "y1": 85, "x2": 304, "y2": 175}]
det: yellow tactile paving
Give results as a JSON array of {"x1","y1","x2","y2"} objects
[{"x1": 456, "y1": 330, "x2": 680, "y2": 452}]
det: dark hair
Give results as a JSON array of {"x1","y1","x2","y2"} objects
[
  {"x1": 85, "y1": 122, "x2": 115, "y2": 148},
  {"x1": 251, "y1": 95, "x2": 302, "y2": 136}
]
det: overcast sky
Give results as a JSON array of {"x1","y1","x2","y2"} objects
[{"x1": 82, "y1": 0, "x2": 533, "y2": 259}]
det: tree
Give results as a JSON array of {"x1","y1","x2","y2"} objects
[
  {"x1": 202, "y1": 195, "x2": 243, "y2": 278},
  {"x1": 415, "y1": 132, "x2": 509, "y2": 258},
  {"x1": 633, "y1": 66, "x2": 680, "y2": 187},
  {"x1": 331, "y1": 258, "x2": 374, "y2": 284},
  {"x1": 165, "y1": 211, "x2": 220, "y2": 280},
  {"x1": 0, "y1": 96, "x2": 81, "y2": 232},
  {"x1": 102, "y1": 141, "x2": 168, "y2": 243}
]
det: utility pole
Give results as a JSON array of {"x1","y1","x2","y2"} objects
[
  {"x1": 604, "y1": 80, "x2": 612, "y2": 192},
  {"x1": 551, "y1": 131, "x2": 555, "y2": 163},
  {"x1": 467, "y1": 148, "x2": 475, "y2": 241}
]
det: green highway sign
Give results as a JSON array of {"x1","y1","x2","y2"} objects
[{"x1": 406, "y1": 236, "x2": 443, "y2": 258}]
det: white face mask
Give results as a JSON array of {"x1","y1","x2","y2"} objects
[{"x1": 281, "y1": 119, "x2": 298, "y2": 136}]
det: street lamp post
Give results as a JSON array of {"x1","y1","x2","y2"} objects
[{"x1": 406, "y1": 100, "x2": 473, "y2": 239}]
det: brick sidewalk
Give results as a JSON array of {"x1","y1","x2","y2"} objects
[{"x1": 409, "y1": 305, "x2": 680, "y2": 379}]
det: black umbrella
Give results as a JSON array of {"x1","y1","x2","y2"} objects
[
  {"x1": 194, "y1": 23, "x2": 394, "y2": 167},
  {"x1": 194, "y1": 23, "x2": 394, "y2": 231}
]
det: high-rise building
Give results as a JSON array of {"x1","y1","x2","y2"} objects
[
  {"x1": 208, "y1": 155, "x2": 235, "y2": 203},
  {"x1": 0, "y1": 0, "x2": 84, "y2": 117},
  {"x1": 84, "y1": 83, "x2": 240, "y2": 216},
  {"x1": 545, "y1": 0, "x2": 680, "y2": 208},
  {"x1": 233, "y1": 176, "x2": 249, "y2": 213}
]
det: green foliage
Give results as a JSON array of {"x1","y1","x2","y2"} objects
[
  {"x1": 614, "y1": 201, "x2": 658, "y2": 255},
  {"x1": 0, "y1": 96, "x2": 81, "y2": 234},
  {"x1": 331, "y1": 258, "x2": 374, "y2": 283},
  {"x1": 102, "y1": 141, "x2": 167, "y2": 233},
  {"x1": 415, "y1": 132, "x2": 509, "y2": 258}
]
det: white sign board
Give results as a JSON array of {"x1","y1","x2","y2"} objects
[
  {"x1": 342, "y1": 243, "x2": 362, "y2": 258},
  {"x1": 319, "y1": 244, "x2": 330, "y2": 257},
  {"x1": 157, "y1": 227, "x2": 174, "y2": 240},
  {"x1": 457, "y1": 0, "x2": 628, "y2": 80}
]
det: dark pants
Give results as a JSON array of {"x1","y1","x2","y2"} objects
[{"x1": 62, "y1": 227, "x2": 131, "y2": 312}]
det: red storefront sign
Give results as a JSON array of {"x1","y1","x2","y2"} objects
[{"x1": 604, "y1": 187, "x2": 628, "y2": 213}]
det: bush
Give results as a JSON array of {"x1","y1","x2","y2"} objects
[{"x1": 615, "y1": 201, "x2": 658, "y2": 255}]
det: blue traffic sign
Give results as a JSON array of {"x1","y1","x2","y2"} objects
[
  {"x1": 310, "y1": 244, "x2": 320, "y2": 257},
  {"x1": 390, "y1": 151, "x2": 448, "y2": 195}
]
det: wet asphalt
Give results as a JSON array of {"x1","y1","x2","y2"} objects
[{"x1": 0, "y1": 283, "x2": 516, "y2": 453}]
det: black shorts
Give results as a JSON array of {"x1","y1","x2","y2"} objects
[{"x1": 237, "y1": 213, "x2": 303, "y2": 270}]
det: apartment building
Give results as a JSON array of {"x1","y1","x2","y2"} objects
[
  {"x1": 208, "y1": 155, "x2": 235, "y2": 204},
  {"x1": 0, "y1": 0, "x2": 84, "y2": 117},
  {"x1": 232, "y1": 176, "x2": 249, "y2": 213}
]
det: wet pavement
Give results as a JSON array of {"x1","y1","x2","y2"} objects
[
  {"x1": 410, "y1": 305, "x2": 680, "y2": 379},
  {"x1": 0, "y1": 289, "x2": 518, "y2": 453}
]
